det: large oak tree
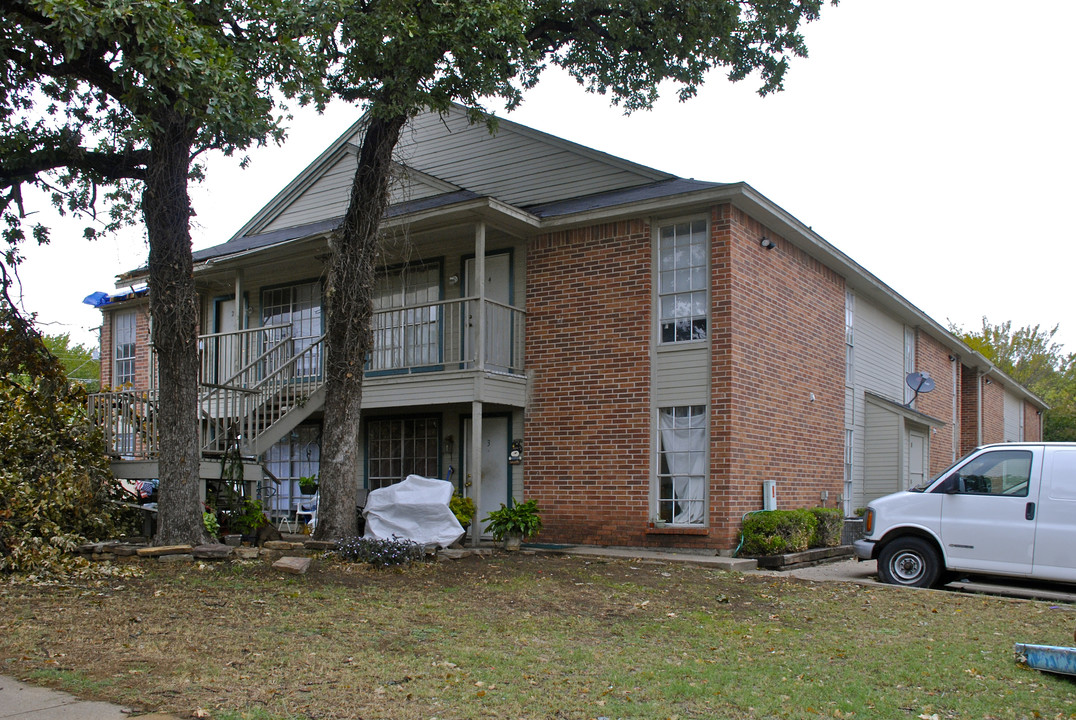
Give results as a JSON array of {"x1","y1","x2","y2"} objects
[
  {"x1": 315, "y1": 0, "x2": 836, "y2": 538},
  {"x1": 1, "y1": 0, "x2": 327, "y2": 544}
]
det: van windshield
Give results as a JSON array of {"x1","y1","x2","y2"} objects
[{"x1": 909, "y1": 449, "x2": 979, "y2": 492}]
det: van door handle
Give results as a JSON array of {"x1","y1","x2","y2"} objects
[{"x1": 1025, "y1": 502, "x2": 1036, "y2": 521}]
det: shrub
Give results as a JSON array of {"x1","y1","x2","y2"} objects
[
  {"x1": 335, "y1": 535, "x2": 425, "y2": 568},
  {"x1": 740, "y1": 509, "x2": 818, "y2": 555},
  {"x1": 483, "y1": 499, "x2": 542, "y2": 541},
  {"x1": 0, "y1": 310, "x2": 134, "y2": 574},
  {"x1": 809, "y1": 507, "x2": 844, "y2": 548},
  {"x1": 449, "y1": 494, "x2": 475, "y2": 528}
]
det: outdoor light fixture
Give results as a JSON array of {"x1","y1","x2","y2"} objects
[
  {"x1": 448, "y1": 273, "x2": 460, "y2": 285},
  {"x1": 443, "y1": 434, "x2": 455, "y2": 456},
  {"x1": 759, "y1": 237, "x2": 776, "y2": 250}
]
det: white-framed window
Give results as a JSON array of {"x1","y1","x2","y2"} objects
[
  {"x1": 658, "y1": 219, "x2": 708, "y2": 344},
  {"x1": 113, "y1": 309, "x2": 137, "y2": 388},
  {"x1": 264, "y1": 425, "x2": 321, "y2": 514},
  {"x1": 262, "y1": 281, "x2": 322, "y2": 377},
  {"x1": 656, "y1": 405, "x2": 707, "y2": 525},
  {"x1": 904, "y1": 326, "x2": 916, "y2": 405},
  {"x1": 845, "y1": 290, "x2": 855, "y2": 388},
  {"x1": 371, "y1": 262, "x2": 441, "y2": 371},
  {"x1": 366, "y1": 416, "x2": 440, "y2": 491}
]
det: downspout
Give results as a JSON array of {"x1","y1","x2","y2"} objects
[{"x1": 977, "y1": 371, "x2": 984, "y2": 446}]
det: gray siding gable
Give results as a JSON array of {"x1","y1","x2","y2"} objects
[{"x1": 231, "y1": 104, "x2": 676, "y2": 243}]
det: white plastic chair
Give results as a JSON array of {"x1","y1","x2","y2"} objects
[{"x1": 294, "y1": 492, "x2": 319, "y2": 531}]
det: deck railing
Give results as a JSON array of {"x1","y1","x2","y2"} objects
[
  {"x1": 368, "y1": 297, "x2": 525, "y2": 375},
  {"x1": 90, "y1": 299, "x2": 524, "y2": 458}
]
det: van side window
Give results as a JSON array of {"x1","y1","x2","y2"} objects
[{"x1": 954, "y1": 450, "x2": 1032, "y2": 497}]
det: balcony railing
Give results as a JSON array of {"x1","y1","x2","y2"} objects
[
  {"x1": 368, "y1": 297, "x2": 525, "y2": 375},
  {"x1": 90, "y1": 298, "x2": 524, "y2": 459}
]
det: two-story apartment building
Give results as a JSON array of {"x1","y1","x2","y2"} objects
[{"x1": 89, "y1": 104, "x2": 1045, "y2": 551}]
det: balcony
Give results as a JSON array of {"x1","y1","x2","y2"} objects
[{"x1": 89, "y1": 298, "x2": 525, "y2": 461}]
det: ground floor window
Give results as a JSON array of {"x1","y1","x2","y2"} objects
[
  {"x1": 264, "y1": 425, "x2": 321, "y2": 514},
  {"x1": 657, "y1": 405, "x2": 707, "y2": 525},
  {"x1": 366, "y1": 416, "x2": 440, "y2": 491}
]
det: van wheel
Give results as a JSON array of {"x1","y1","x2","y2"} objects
[{"x1": 878, "y1": 537, "x2": 942, "y2": 588}]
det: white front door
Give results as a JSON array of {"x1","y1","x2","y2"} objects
[
  {"x1": 907, "y1": 430, "x2": 926, "y2": 490},
  {"x1": 464, "y1": 253, "x2": 512, "y2": 371},
  {"x1": 214, "y1": 298, "x2": 239, "y2": 384},
  {"x1": 462, "y1": 415, "x2": 510, "y2": 536}
]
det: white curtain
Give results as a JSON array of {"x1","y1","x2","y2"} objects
[{"x1": 659, "y1": 408, "x2": 706, "y2": 524}]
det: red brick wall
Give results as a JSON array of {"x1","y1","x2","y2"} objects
[
  {"x1": 959, "y1": 364, "x2": 980, "y2": 453},
  {"x1": 981, "y1": 378, "x2": 1006, "y2": 444},
  {"x1": 526, "y1": 208, "x2": 846, "y2": 551},
  {"x1": 524, "y1": 220, "x2": 653, "y2": 546},
  {"x1": 712, "y1": 206, "x2": 846, "y2": 547},
  {"x1": 1024, "y1": 402, "x2": 1043, "y2": 441},
  {"x1": 915, "y1": 331, "x2": 958, "y2": 473},
  {"x1": 99, "y1": 302, "x2": 153, "y2": 390}
]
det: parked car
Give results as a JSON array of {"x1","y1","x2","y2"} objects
[{"x1": 854, "y1": 443, "x2": 1076, "y2": 588}]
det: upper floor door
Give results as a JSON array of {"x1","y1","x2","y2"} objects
[{"x1": 464, "y1": 252, "x2": 512, "y2": 372}]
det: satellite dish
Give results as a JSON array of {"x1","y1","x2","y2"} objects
[
  {"x1": 906, "y1": 372, "x2": 935, "y2": 394},
  {"x1": 905, "y1": 371, "x2": 935, "y2": 407}
]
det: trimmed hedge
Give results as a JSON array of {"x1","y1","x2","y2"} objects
[{"x1": 741, "y1": 508, "x2": 844, "y2": 556}]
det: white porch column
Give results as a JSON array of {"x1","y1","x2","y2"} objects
[
  {"x1": 234, "y1": 269, "x2": 246, "y2": 330},
  {"x1": 475, "y1": 222, "x2": 486, "y2": 371},
  {"x1": 470, "y1": 400, "x2": 483, "y2": 547},
  {"x1": 471, "y1": 222, "x2": 487, "y2": 547}
]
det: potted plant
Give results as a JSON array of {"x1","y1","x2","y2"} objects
[
  {"x1": 449, "y1": 493, "x2": 476, "y2": 530},
  {"x1": 234, "y1": 499, "x2": 269, "y2": 543},
  {"x1": 298, "y1": 475, "x2": 319, "y2": 496},
  {"x1": 483, "y1": 499, "x2": 542, "y2": 551}
]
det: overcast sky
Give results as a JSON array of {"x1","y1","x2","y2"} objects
[{"x1": 14, "y1": 0, "x2": 1076, "y2": 356}]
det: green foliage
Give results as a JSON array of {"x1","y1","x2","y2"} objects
[
  {"x1": 952, "y1": 318, "x2": 1076, "y2": 441},
  {"x1": 483, "y1": 499, "x2": 542, "y2": 541},
  {"x1": 41, "y1": 334, "x2": 99, "y2": 391},
  {"x1": 740, "y1": 509, "x2": 818, "y2": 555},
  {"x1": 449, "y1": 493, "x2": 475, "y2": 527},
  {"x1": 335, "y1": 535, "x2": 424, "y2": 568},
  {"x1": 0, "y1": 309, "x2": 129, "y2": 573},
  {"x1": 203, "y1": 511, "x2": 220, "y2": 537},
  {"x1": 298, "y1": 475, "x2": 319, "y2": 495},
  {"x1": 808, "y1": 507, "x2": 843, "y2": 548},
  {"x1": 232, "y1": 499, "x2": 269, "y2": 535}
]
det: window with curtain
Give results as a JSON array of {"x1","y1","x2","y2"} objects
[
  {"x1": 657, "y1": 405, "x2": 707, "y2": 525},
  {"x1": 366, "y1": 416, "x2": 440, "y2": 491},
  {"x1": 113, "y1": 309, "x2": 137, "y2": 387},
  {"x1": 370, "y1": 263, "x2": 441, "y2": 371},
  {"x1": 658, "y1": 219, "x2": 708, "y2": 344}
]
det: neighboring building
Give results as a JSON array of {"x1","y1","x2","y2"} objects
[{"x1": 89, "y1": 105, "x2": 1045, "y2": 551}]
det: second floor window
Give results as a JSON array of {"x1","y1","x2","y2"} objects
[
  {"x1": 371, "y1": 263, "x2": 441, "y2": 370},
  {"x1": 113, "y1": 309, "x2": 137, "y2": 388},
  {"x1": 658, "y1": 220, "x2": 708, "y2": 343}
]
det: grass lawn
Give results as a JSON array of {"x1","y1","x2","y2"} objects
[{"x1": 1, "y1": 552, "x2": 1074, "y2": 719}]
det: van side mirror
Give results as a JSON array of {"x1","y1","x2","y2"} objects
[{"x1": 936, "y1": 475, "x2": 960, "y2": 494}]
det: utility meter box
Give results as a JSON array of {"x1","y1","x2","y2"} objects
[{"x1": 762, "y1": 480, "x2": 777, "y2": 511}]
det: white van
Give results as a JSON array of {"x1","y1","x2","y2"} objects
[{"x1": 854, "y1": 443, "x2": 1076, "y2": 587}]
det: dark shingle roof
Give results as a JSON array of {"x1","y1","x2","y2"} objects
[{"x1": 525, "y1": 178, "x2": 727, "y2": 218}]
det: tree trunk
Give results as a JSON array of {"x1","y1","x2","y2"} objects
[
  {"x1": 144, "y1": 112, "x2": 207, "y2": 546},
  {"x1": 315, "y1": 110, "x2": 406, "y2": 540}
]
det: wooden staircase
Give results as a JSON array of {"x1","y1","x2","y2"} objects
[{"x1": 88, "y1": 326, "x2": 326, "y2": 480}]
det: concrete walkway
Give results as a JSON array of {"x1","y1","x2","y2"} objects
[{"x1": 0, "y1": 675, "x2": 181, "y2": 720}]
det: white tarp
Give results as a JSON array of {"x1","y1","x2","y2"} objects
[{"x1": 362, "y1": 474, "x2": 464, "y2": 547}]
